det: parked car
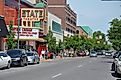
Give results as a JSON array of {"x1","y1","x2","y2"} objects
[
  {"x1": 105, "y1": 51, "x2": 112, "y2": 56},
  {"x1": 26, "y1": 51, "x2": 40, "y2": 64},
  {"x1": 111, "y1": 51, "x2": 121, "y2": 71},
  {"x1": 114, "y1": 55, "x2": 121, "y2": 75},
  {"x1": 96, "y1": 50, "x2": 103, "y2": 55},
  {"x1": 7, "y1": 49, "x2": 28, "y2": 67},
  {"x1": 0, "y1": 51, "x2": 11, "y2": 69},
  {"x1": 90, "y1": 51, "x2": 97, "y2": 57},
  {"x1": 77, "y1": 51, "x2": 86, "y2": 57},
  {"x1": 113, "y1": 51, "x2": 119, "y2": 59}
]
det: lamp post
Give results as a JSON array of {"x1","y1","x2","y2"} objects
[{"x1": 17, "y1": 0, "x2": 20, "y2": 49}]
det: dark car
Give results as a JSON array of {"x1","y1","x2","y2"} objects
[
  {"x1": 113, "y1": 51, "x2": 119, "y2": 59},
  {"x1": 7, "y1": 49, "x2": 28, "y2": 67},
  {"x1": 96, "y1": 51, "x2": 103, "y2": 55}
]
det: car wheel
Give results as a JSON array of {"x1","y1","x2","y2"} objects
[
  {"x1": 20, "y1": 60, "x2": 24, "y2": 67},
  {"x1": 25, "y1": 58, "x2": 28, "y2": 66},
  {"x1": 37, "y1": 60, "x2": 40, "y2": 64},
  {"x1": 111, "y1": 63, "x2": 115, "y2": 71},
  {"x1": 6, "y1": 61, "x2": 11, "y2": 69}
]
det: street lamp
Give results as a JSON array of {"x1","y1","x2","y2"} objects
[{"x1": 17, "y1": 0, "x2": 20, "y2": 49}]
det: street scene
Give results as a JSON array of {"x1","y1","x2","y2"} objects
[
  {"x1": 0, "y1": 56, "x2": 120, "y2": 80},
  {"x1": 0, "y1": 0, "x2": 121, "y2": 80}
]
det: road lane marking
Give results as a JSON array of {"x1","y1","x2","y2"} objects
[
  {"x1": 52, "y1": 73, "x2": 62, "y2": 78},
  {"x1": 78, "y1": 65, "x2": 83, "y2": 68}
]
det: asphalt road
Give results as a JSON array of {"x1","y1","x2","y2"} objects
[{"x1": 0, "y1": 56, "x2": 120, "y2": 80}]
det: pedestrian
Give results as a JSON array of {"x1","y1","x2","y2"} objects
[{"x1": 41, "y1": 49, "x2": 45, "y2": 59}]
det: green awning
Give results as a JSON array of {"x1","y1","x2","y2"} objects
[{"x1": 35, "y1": 2, "x2": 46, "y2": 8}]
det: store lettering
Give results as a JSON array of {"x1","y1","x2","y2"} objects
[{"x1": 21, "y1": 9, "x2": 43, "y2": 19}]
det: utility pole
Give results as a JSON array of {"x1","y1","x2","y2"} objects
[{"x1": 17, "y1": 0, "x2": 20, "y2": 49}]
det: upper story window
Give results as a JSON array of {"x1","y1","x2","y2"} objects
[
  {"x1": 36, "y1": 0, "x2": 40, "y2": 3},
  {"x1": 23, "y1": 21, "x2": 26, "y2": 26}
]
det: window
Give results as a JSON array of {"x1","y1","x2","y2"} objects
[
  {"x1": 28, "y1": 21, "x2": 30, "y2": 27},
  {"x1": 36, "y1": 0, "x2": 40, "y2": 3},
  {"x1": 0, "y1": 53, "x2": 7, "y2": 57},
  {"x1": 52, "y1": 21, "x2": 62, "y2": 33},
  {"x1": 34, "y1": 21, "x2": 40, "y2": 27},
  {"x1": 23, "y1": 21, "x2": 26, "y2": 26}
]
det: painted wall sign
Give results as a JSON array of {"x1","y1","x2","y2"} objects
[{"x1": 21, "y1": 8, "x2": 44, "y2": 21}]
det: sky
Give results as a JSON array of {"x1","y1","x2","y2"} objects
[{"x1": 68, "y1": 0, "x2": 121, "y2": 34}]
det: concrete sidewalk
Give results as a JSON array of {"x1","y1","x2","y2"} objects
[{"x1": 40, "y1": 56, "x2": 88, "y2": 62}]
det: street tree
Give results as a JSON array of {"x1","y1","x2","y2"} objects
[
  {"x1": 6, "y1": 21, "x2": 16, "y2": 50},
  {"x1": 44, "y1": 26, "x2": 56, "y2": 52},
  {"x1": 93, "y1": 31, "x2": 106, "y2": 50},
  {"x1": 107, "y1": 18, "x2": 121, "y2": 50}
]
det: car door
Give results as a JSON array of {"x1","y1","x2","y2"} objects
[
  {"x1": 21, "y1": 51, "x2": 27, "y2": 64},
  {"x1": 0, "y1": 56, "x2": 4, "y2": 68},
  {"x1": 1, "y1": 53, "x2": 8, "y2": 66}
]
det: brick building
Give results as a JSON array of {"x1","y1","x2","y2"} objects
[
  {"x1": 48, "y1": 0, "x2": 77, "y2": 37},
  {"x1": 76, "y1": 26, "x2": 88, "y2": 37},
  {"x1": 0, "y1": 0, "x2": 48, "y2": 54}
]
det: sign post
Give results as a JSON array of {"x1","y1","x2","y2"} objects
[{"x1": 17, "y1": 0, "x2": 20, "y2": 49}]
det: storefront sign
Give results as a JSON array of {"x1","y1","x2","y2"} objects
[
  {"x1": 13, "y1": 27, "x2": 39, "y2": 39},
  {"x1": 21, "y1": 8, "x2": 44, "y2": 21}
]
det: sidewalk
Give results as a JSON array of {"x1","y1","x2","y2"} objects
[{"x1": 40, "y1": 56, "x2": 88, "y2": 62}]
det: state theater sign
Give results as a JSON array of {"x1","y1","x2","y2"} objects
[{"x1": 21, "y1": 8, "x2": 45, "y2": 21}]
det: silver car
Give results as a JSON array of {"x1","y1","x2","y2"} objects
[
  {"x1": 26, "y1": 52, "x2": 40, "y2": 64},
  {"x1": 115, "y1": 55, "x2": 121, "y2": 75},
  {"x1": 90, "y1": 51, "x2": 97, "y2": 57}
]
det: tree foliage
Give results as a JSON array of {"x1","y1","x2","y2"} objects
[
  {"x1": 64, "y1": 35, "x2": 94, "y2": 54},
  {"x1": 6, "y1": 21, "x2": 16, "y2": 49},
  {"x1": 44, "y1": 27, "x2": 56, "y2": 52},
  {"x1": 107, "y1": 18, "x2": 121, "y2": 50},
  {"x1": 93, "y1": 31, "x2": 110, "y2": 50}
]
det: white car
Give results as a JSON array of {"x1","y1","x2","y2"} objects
[
  {"x1": 115, "y1": 55, "x2": 121, "y2": 75},
  {"x1": 0, "y1": 51, "x2": 11, "y2": 69}
]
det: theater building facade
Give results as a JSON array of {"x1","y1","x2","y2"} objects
[{"x1": 0, "y1": 0, "x2": 48, "y2": 55}]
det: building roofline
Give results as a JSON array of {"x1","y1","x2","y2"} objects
[{"x1": 77, "y1": 26, "x2": 88, "y2": 35}]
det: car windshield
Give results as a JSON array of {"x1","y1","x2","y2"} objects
[
  {"x1": 116, "y1": 51, "x2": 121, "y2": 58},
  {"x1": 26, "y1": 52, "x2": 34, "y2": 56},
  {"x1": 7, "y1": 50, "x2": 22, "y2": 58},
  {"x1": 91, "y1": 52, "x2": 96, "y2": 54},
  {"x1": 119, "y1": 55, "x2": 121, "y2": 61},
  {"x1": 0, "y1": 53, "x2": 7, "y2": 57}
]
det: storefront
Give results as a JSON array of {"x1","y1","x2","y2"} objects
[
  {"x1": 19, "y1": 8, "x2": 47, "y2": 55},
  {"x1": 3, "y1": 0, "x2": 48, "y2": 55}
]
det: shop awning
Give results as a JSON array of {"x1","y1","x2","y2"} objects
[{"x1": 0, "y1": 16, "x2": 8, "y2": 37}]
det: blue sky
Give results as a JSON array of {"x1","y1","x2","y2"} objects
[{"x1": 68, "y1": 0, "x2": 121, "y2": 34}]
